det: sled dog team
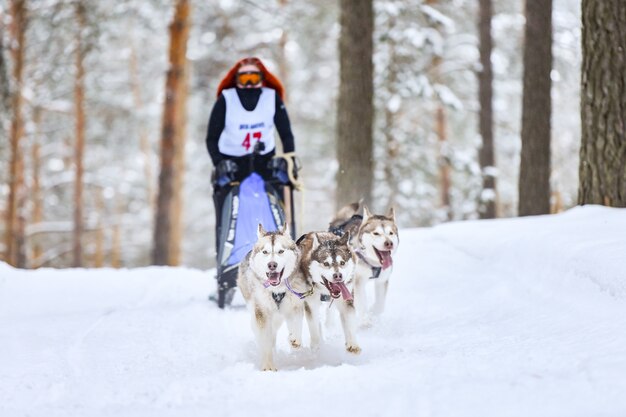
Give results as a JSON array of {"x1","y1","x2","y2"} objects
[{"x1": 237, "y1": 202, "x2": 399, "y2": 371}]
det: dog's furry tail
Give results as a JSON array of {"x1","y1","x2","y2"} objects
[{"x1": 329, "y1": 200, "x2": 362, "y2": 229}]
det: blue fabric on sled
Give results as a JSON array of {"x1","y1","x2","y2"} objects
[{"x1": 227, "y1": 173, "x2": 278, "y2": 266}]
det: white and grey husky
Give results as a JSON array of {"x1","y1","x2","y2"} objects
[
  {"x1": 237, "y1": 224, "x2": 311, "y2": 371},
  {"x1": 296, "y1": 231, "x2": 361, "y2": 354},
  {"x1": 329, "y1": 203, "x2": 399, "y2": 320}
]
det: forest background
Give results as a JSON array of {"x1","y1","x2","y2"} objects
[{"x1": 0, "y1": 0, "x2": 587, "y2": 269}]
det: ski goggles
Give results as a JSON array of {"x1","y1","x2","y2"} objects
[{"x1": 236, "y1": 71, "x2": 262, "y2": 86}]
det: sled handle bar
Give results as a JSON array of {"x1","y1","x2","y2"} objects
[{"x1": 249, "y1": 142, "x2": 266, "y2": 173}]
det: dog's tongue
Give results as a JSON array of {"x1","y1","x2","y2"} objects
[
  {"x1": 331, "y1": 281, "x2": 353, "y2": 301},
  {"x1": 379, "y1": 251, "x2": 393, "y2": 269}
]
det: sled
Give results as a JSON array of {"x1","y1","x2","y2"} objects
[{"x1": 212, "y1": 144, "x2": 299, "y2": 308}]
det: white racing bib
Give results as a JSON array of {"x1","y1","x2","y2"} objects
[{"x1": 218, "y1": 87, "x2": 276, "y2": 157}]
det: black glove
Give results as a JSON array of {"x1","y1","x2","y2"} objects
[
  {"x1": 214, "y1": 159, "x2": 238, "y2": 187},
  {"x1": 269, "y1": 153, "x2": 300, "y2": 185}
]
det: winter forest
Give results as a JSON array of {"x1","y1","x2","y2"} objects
[{"x1": 1, "y1": 0, "x2": 624, "y2": 270}]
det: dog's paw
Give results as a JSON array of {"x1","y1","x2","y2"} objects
[
  {"x1": 262, "y1": 364, "x2": 278, "y2": 372},
  {"x1": 346, "y1": 344, "x2": 361, "y2": 354},
  {"x1": 289, "y1": 338, "x2": 301, "y2": 349}
]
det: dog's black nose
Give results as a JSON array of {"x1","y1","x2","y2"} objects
[
  {"x1": 384, "y1": 240, "x2": 394, "y2": 250},
  {"x1": 332, "y1": 272, "x2": 342, "y2": 282},
  {"x1": 268, "y1": 261, "x2": 278, "y2": 271}
]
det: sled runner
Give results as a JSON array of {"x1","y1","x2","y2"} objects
[{"x1": 212, "y1": 143, "x2": 300, "y2": 308}]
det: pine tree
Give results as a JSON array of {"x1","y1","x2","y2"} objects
[
  {"x1": 72, "y1": 0, "x2": 87, "y2": 267},
  {"x1": 335, "y1": 0, "x2": 374, "y2": 209},
  {"x1": 478, "y1": 0, "x2": 497, "y2": 218},
  {"x1": 519, "y1": 0, "x2": 552, "y2": 216},
  {"x1": 152, "y1": 0, "x2": 190, "y2": 265},
  {"x1": 578, "y1": 1, "x2": 626, "y2": 207},
  {"x1": 4, "y1": 0, "x2": 28, "y2": 267}
]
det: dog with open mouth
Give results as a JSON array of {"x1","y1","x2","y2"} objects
[
  {"x1": 237, "y1": 223, "x2": 310, "y2": 371},
  {"x1": 329, "y1": 203, "x2": 399, "y2": 321},
  {"x1": 295, "y1": 231, "x2": 360, "y2": 354}
]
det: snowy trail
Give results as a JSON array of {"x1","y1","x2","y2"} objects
[{"x1": 1, "y1": 206, "x2": 626, "y2": 417}]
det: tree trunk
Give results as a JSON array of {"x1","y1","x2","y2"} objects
[
  {"x1": 551, "y1": 190, "x2": 563, "y2": 214},
  {"x1": 73, "y1": 1, "x2": 86, "y2": 267},
  {"x1": 478, "y1": 0, "x2": 497, "y2": 219},
  {"x1": 93, "y1": 189, "x2": 105, "y2": 268},
  {"x1": 435, "y1": 105, "x2": 452, "y2": 220},
  {"x1": 168, "y1": 65, "x2": 189, "y2": 266},
  {"x1": 63, "y1": 134, "x2": 73, "y2": 170},
  {"x1": 426, "y1": 1, "x2": 452, "y2": 221},
  {"x1": 578, "y1": 1, "x2": 626, "y2": 207},
  {"x1": 335, "y1": 0, "x2": 374, "y2": 210},
  {"x1": 15, "y1": 202, "x2": 26, "y2": 267},
  {"x1": 4, "y1": 0, "x2": 27, "y2": 267},
  {"x1": 277, "y1": 0, "x2": 289, "y2": 103},
  {"x1": 152, "y1": 0, "x2": 190, "y2": 265},
  {"x1": 0, "y1": 15, "x2": 12, "y2": 119},
  {"x1": 519, "y1": 0, "x2": 552, "y2": 216},
  {"x1": 111, "y1": 194, "x2": 122, "y2": 268},
  {"x1": 31, "y1": 107, "x2": 43, "y2": 266}
]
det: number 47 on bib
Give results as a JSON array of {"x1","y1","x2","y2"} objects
[{"x1": 242, "y1": 131, "x2": 262, "y2": 151}]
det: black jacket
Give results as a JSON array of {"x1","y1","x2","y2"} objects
[{"x1": 205, "y1": 88, "x2": 295, "y2": 167}]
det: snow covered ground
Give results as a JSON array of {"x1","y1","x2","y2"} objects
[{"x1": 1, "y1": 205, "x2": 625, "y2": 417}]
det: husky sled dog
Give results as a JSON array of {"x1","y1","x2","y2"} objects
[
  {"x1": 237, "y1": 224, "x2": 311, "y2": 371},
  {"x1": 296, "y1": 231, "x2": 361, "y2": 353},
  {"x1": 329, "y1": 203, "x2": 399, "y2": 320}
]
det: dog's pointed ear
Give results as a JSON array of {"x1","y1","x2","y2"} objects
[
  {"x1": 257, "y1": 223, "x2": 266, "y2": 239},
  {"x1": 312, "y1": 233, "x2": 320, "y2": 250},
  {"x1": 362, "y1": 205, "x2": 372, "y2": 223},
  {"x1": 387, "y1": 206, "x2": 396, "y2": 222},
  {"x1": 339, "y1": 231, "x2": 351, "y2": 246},
  {"x1": 280, "y1": 222, "x2": 289, "y2": 236}
]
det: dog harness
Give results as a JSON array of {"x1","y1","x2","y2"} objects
[
  {"x1": 356, "y1": 250, "x2": 382, "y2": 279},
  {"x1": 265, "y1": 278, "x2": 314, "y2": 301},
  {"x1": 266, "y1": 279, "x2": 313, "y2": 308},
  {"x1": 272, "y1": 292, "x2": 286, "y2": 307},
  {"x1": 285, "y1": 277, "x2": 314, "y2": 300},
  {"x1": 329, "y1": 214, "x2": 363, "y2": 237}
]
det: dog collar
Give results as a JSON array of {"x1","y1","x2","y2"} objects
[
  {"x1": 356, "y1": 250, "x2": 382, "y2": 279},
  {"x1": 284, "y1": 277, "x2": 314, "y2": 299}
]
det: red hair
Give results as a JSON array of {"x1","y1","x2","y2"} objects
[{"x1": 216, "y1": 57, "x2": 285, "y2": 100}]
